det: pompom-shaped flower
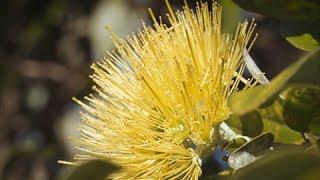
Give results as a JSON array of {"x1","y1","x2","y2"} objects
[{"x1": 68, "y1": 1, "x2": 257, "y2": 179}]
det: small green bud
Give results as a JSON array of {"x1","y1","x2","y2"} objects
[{"x1": 283, "y1": 87, "x2": 320, "y2": 133}]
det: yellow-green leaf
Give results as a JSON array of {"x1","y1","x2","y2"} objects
[
  {"x1": 228, "y1": 48, "x2": 320, "y2": 116},
  {"x1": 285, "y1": 33, "x2": 319, "y2": 52},
  {"x1": 280, "y1": 22, "x2": 319, "y2": 52}
]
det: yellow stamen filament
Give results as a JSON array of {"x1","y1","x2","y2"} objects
[{"x1": 63, "y1": 1, "x2": 257, "y2": 179}]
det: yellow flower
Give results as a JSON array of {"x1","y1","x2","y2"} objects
[{"x1": 67, "y1": 1, "x2": 257, "y2": 179}]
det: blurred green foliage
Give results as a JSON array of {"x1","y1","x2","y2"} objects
[{"x1": 233, "y1": 0, "x2": 320, "y2": 51}]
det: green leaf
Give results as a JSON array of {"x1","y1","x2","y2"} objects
[
  {"x1": 259, "y1": 100, "x2": 285, "y2": 124},
  {"x1": 217, "y1": 0, "x2": 245, "y2": 33},
  {"x1": 225, "y1": 114, "x2": 242, "y2": 134},
  {"x1": 232, "y1": 0, "x2": 320, "y2": 23},
  {"x1": 284, "y1": 33, "x2": 319, "y2": 52},
  {"x1": 233, "y1": 150, "x2": 320, "y2": 180},
  {"x1": 228, "y1": 48, "x2": 320, "y2": 116},
  {"x1": 280, "y1": 22, "x2": 319, "y2": 51},
  {"x1": 225, "y1": 111, "x2": 263, "y2": 137},
  {"x1": 232, "y1": 0, "x2": 320, "y2": 51},
  {"x1": 262, "y1": 119, "x2": 302, "y2": 144},
  {"x1": 64, "y1": 160, "x2": 119, "y2": 180},
  {"x1": 233, "y1": 132, "x2": 274, "y2": 156},
  {"x1": 259, "y1": 99, "x2": 303, "y2": 144},
  {"x1": 240, "y1": 110, "x2": 263, "y2": 137},
  {"x1": 228, "y1": 132, "x2": 274, "y2": 170}
]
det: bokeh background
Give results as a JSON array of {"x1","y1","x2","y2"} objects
[{"x1": 0, "y1": 0, "x2": 305, "y2": 179}]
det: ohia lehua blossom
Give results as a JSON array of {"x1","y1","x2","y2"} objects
[{"x1": 62, "y1": 1, "x2": 258, "y2": 179}]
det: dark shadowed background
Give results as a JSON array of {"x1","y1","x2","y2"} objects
[{"x1": 0, "y1": 0, "x2": 305, "y2": 179}]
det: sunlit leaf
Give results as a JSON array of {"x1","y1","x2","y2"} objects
[
  {"x1": 228, "y1": 48, "x2": 320, "y2": 116},
  {"x1": 217, "y1": 0, "x2": 245, "y2": 33},
  {"x1": 259, "y1": 100, "x2": 285, "y2": 124},
  {"x1": 259, "y1": 100, "x2": 303, "y2": 143},
  {"x1": 280, "y1": 22, "x2": 319, "y2": 51},
  {"x1": 262, "y1": 119, "x2": 302, "y2": 144},
  {"x1": 284, "y1": 33, "x2": 319, "y2": 52},
  {"x1": 225, "y1": 114, "x2": 242, "y2": 134}
]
